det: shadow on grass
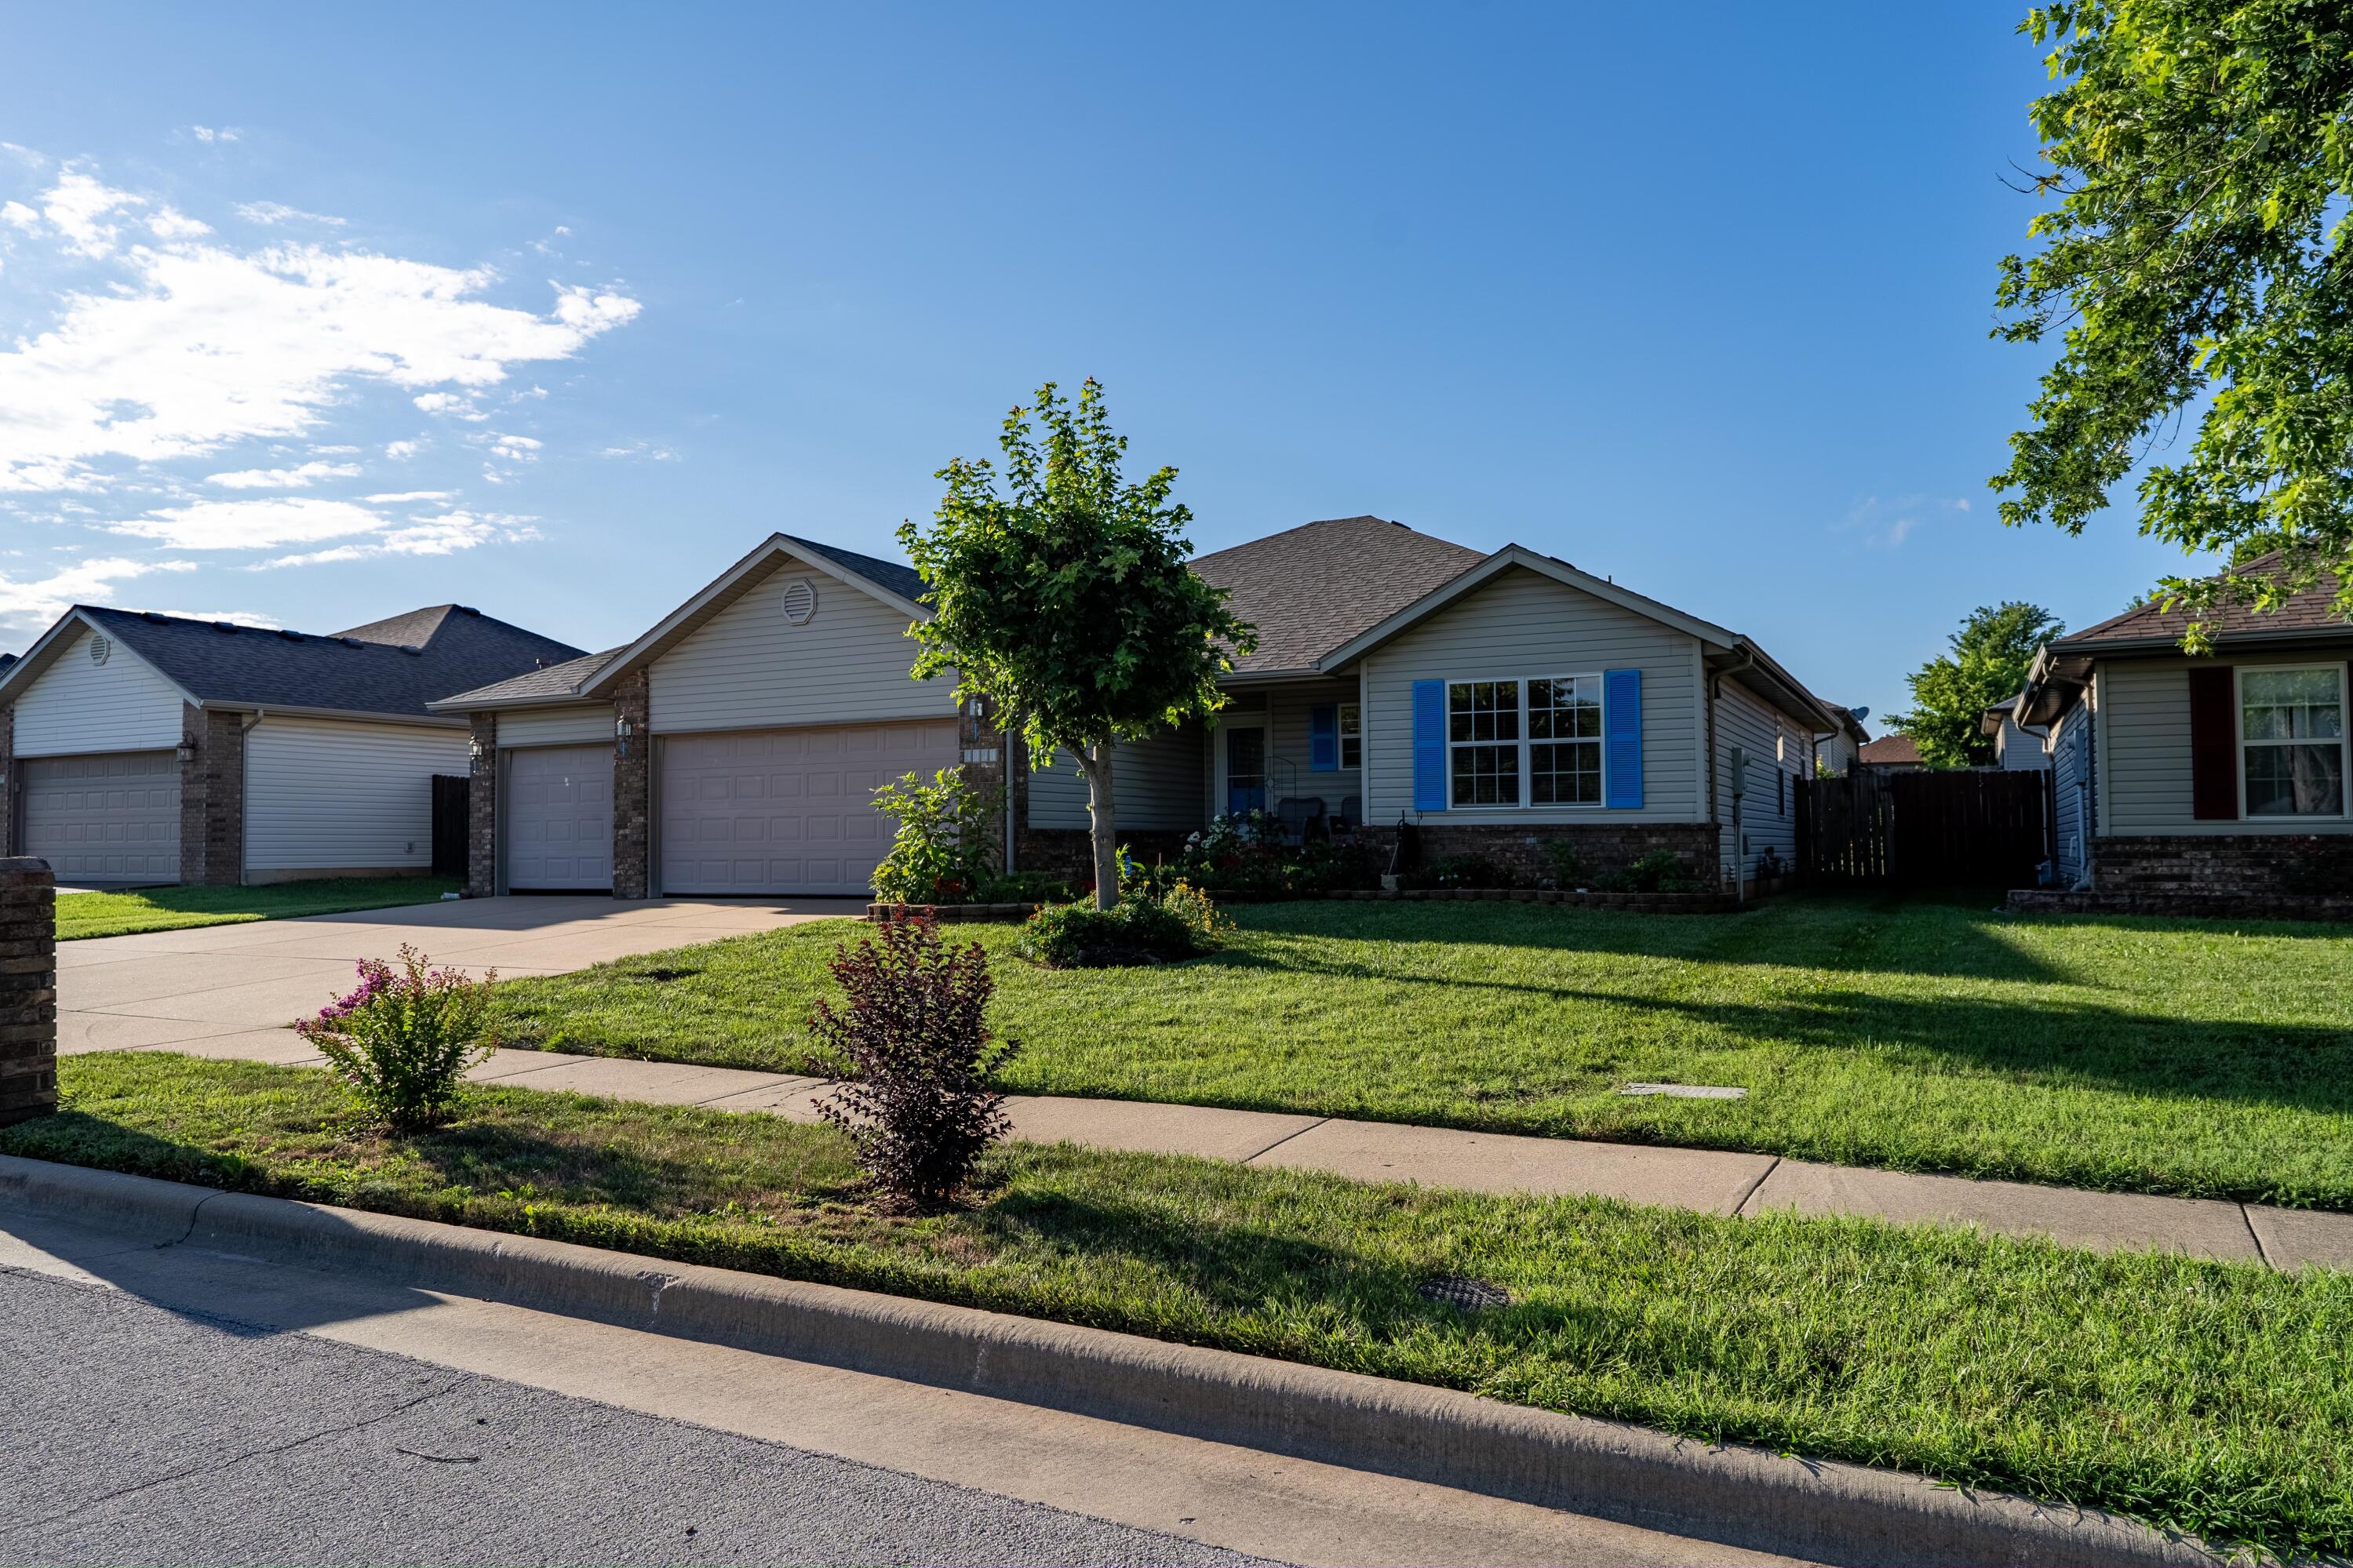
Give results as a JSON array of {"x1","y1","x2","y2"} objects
[{"x1": 1228, "y1": 890, "x2": 2082, "y2": 985}]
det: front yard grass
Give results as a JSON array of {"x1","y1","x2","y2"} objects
[
  {"x1": 490, "y1": 892, "x2": 2353, "y2": 1210},
  {"x1": 7, "y1": 1050, "x2": 2348, "y2": 1559},
  {"x1": 55, "y1": 876, "x2": 460, "y2": 941}
]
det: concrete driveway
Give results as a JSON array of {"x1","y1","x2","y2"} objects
[{"x1": 56, "y1": 896, "x2": 861, "y2": 1063}]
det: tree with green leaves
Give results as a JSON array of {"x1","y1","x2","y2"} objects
[
  {"x1": 1889, "y1": 602, "x2": 2067, "y2": 768},
  {"x1": 901, "y1": 380, "x2": 1255, "y2": 909},
  {"x1": 1994, "y1": 1, "x2": 2353, "y2": 648}
]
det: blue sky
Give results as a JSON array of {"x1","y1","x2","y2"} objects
[{"x1": 1, "y1": 4, "x2": 2202, "y2": 726}]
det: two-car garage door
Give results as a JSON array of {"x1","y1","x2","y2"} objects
[
  {"x1": 659, "y1": 722, "x2": 960, "y2": 897},
  {"x1": 20, "y1": 751, "x2": 180, "y2": 884}
]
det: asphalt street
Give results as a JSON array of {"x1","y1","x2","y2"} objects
[{"x1": 0, "y1": 1267, "x2": 1277, "y2": 1567}]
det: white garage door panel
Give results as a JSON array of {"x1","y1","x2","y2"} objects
[
  {"x1": 659, "y1": 722, "x2": 959, "y2": 896},
  {"x1": 22, "y1": 752, "x2": 180, "y2": 883},
  {"x1": 505, "y1": 746, "x2": 613, "y2": 890}
]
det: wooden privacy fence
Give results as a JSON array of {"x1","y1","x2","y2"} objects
[
  {"x1": 1798, "y1": 769, "x2": 2051, "y2": 887},
  {"x1": 430, "y1": 774, "x2": 469, "y2": 880}
]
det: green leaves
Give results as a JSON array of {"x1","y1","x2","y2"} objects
[
  {"x1": 1994, "y1": 0, "x2": 2353, "y2": 637},
  {"x1": 1889, "y1": 601, "x2": 2065, "y2": 768}
]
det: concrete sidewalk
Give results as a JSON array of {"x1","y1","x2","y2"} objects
[{"x1": 70, "y1": 1024, "x2": 2353, "y2": 1273}]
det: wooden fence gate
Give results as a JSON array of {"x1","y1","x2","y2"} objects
[
  {"x1": 1798, "y1": 769, "x2": 2051, "y2": 888},
  {"x1": 430, "y1": 774, "x2": 469, "y2": 880}
]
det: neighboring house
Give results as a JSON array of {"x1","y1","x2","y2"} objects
[
  {"x1": 0, "y1": 606, "x2": 581, "y2": 886},
  {"x1": 1818, "y1": 704, "x2": 1871, "y2": 775},
  {"x1": 438, "y1": 516, "x2": 1840, "y2": 898},
  {"x1": 1856, "y1": 733, "x2": 1925, "y2": 771},
  {"x1": 1981, "y1": 697, "x2": 2051, "y2": 771},
  {"x1": 2015, "y1": 552, "x2": 2352, "y2": 904}
]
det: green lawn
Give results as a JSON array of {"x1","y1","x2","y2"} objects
[
  {"x1": 55, "y1": 876, "x2": 461, "y2": 940},
  {"x1": 8, "y1": 1050, "x2": 2347, "y2": 1559},
  {"x1": 489, "y1": 892, "x2": 2353, "y2": 1210}
]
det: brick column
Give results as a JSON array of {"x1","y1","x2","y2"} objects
[
  {"x1": 466, "y1": 713, "x2": 497, "y2": 899},
  {"x1": 611, "y1": 671, "x2": 651, "y2": 899},
  {"x1": 959, "y1": 698, "x2": 1010, "y2": 876},
  {"x1": 0, "y1": 857, "x2": 56, "y2": 1129},
  {"x1": 0, "y1": 704, "x2": 16, "y2": 860},
  {"x1": 177, "y1": 704, "x2": 246, "y2": 886}
]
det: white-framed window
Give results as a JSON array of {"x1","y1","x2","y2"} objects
[
  {"x1": 2241, "y1": 665, "x2": 2348, "y2": 817},
  {"x1": 1339, "y1": 702, "x2": 1361, "y2": 769},
  {"x1": 1447, "y1": 675, "x2": 1602, "y2": 809}
]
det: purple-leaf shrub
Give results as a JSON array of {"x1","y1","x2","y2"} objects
[
  {"x1": 809, "y1": 915, "x2": 1015, "y2": 1212},
  {"x1": 293, "y1": 944, "x2": 500, "y2": 1132}
]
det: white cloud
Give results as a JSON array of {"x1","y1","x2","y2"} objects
[
  {"x1": 259, "y1": 508, "x2": 535, "y2": 567},
  {"x1": 147, "y1": 207, "x2": 210, "y2": 239},
  {"x1": 205, "y1": 460, "x2": 362, "y2": 489},
  {"x1": 138, "y1": 606, "x2": 279, "y2": 628},
  {"x1": 235, "y1": 200, "x2": 345, "y2": 227},
  {"x1": 0, "y1": 555, "x2": 195, "y2": 628},
  {"x1": 412, "y1": 391, "x2": 486, "y2": 420},
  {"x1": 599, "y1": 441, "x2": 678, "y2": 462},
  {"x1": 308, "y1": 444, "x2": 359, "y2": 455},
  {"x1": 382, "y1": 439, "x2": 421, "y2": 460},
  {"x1": 190, "y1": 126, "x2": 241, "y2": 144},
  {"x1": 1838, "y1": 494, "x2": 1971, "y2": 551},
  {"x1": 1, "y1": 201, "x2": 36, "y2": 230},
  {"x1": 361, "y1": 489, "x2": 453, "y2": 504},
  {"x1": 0, "y1": 181, "x2": 642, "y2": 490},
  {"x1": 110, "y1": 496, "x2": 388, "y2": 549},
  {"x1": 41, "y1": 169, "x2": 141, "y2": 256},
  {"x1": 488, "y1": 432, "x2": 541, "y2": 461}
]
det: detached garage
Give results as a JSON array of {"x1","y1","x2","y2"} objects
[
  {"x1": 435, "y1": 533, "x2": 980, "y2": 900},
  {"x1": 1, "y1": 604, "x2": 583, "y2": 886}
]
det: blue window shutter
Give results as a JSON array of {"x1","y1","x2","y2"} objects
[
  {"x1": 1309, "y1": 704, "x2": 1338, "y2": 772},
  {"x1": 1411, "y1": 681, "x2": 1446, "y2": 810},
  {"x1": 1604, "y1": 668, "x2": 1643, "y2": 808}
]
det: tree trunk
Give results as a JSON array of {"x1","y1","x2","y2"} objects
[{"x1": 1079, "y1": 740, "x2": 1120, "y2": 910}]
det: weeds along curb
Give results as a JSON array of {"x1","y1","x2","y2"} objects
[{"x1": 0, "y1": 1152, "x2": 2224, "y2": 1568}]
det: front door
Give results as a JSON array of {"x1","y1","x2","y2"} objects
[{"x1": 1225, "y1": 726, "x2": 1267, "y2": 817}]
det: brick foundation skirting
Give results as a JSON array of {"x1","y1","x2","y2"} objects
[
  {"x1": 1360, "y1": 821, "x2": 1722, "y2": 884},
  {"x1": 2087, "y1": 833, "x2": 2353, "y2": 898},
  {"x1": 2007, "y1": 888, "x2": 2353, "y2": 922},
  {"x1": 0, "y1": 857, "x2": 57, "y2": 1129},
  {"x1": 871, "y1": 882, "x2": 1786, "y2": 919}
]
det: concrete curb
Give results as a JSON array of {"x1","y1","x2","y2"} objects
[{"x1": 0, "y1": 1152, "x2": 2226, "y2": 1568}]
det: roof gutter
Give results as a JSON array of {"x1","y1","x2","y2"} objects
[{"x1": 196, "y1": 700, "x2": 467, "y2": 730}]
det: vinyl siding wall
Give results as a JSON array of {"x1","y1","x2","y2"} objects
[
  {"x1": 1360, "y1": 567, "x2": 1703, "y2": 826},
  {"x1": 244, "y1": 717, "x2": 468, "y2": 872},
  {"x1": 2051, "y1": 703, "x2": 2093, "y2": 882},
  {"x1": 2100, "y1": 646, "x2": 2353, "y2": 834},
  {"x1": 1029, "y1": 724, "x2": 1207, "y2": 831},
  {"x1": 10, "y1": 624, "x2": 185, "y2": 757},
  {"x1": 497, "y1": 704, "x2": 614, "y2": 748},
  {"x1": 1714, "y1": 679, "x2": 1808, "y2": 882},
  {"x1": 648, "y1": 558, "x2": 955, "y2": 734}
]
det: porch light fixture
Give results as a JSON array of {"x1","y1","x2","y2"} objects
[
  {"x1": 468, "y1": 734, "x2": 490, "y2": 773},
  {"x1": 175, "y1": 733, "x2": 199, "y2": 766},
  {"x1": 615, "y1": 713, "x2": 633, "y2": 757}
]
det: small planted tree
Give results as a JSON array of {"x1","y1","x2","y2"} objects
[
  {"x1": 293, "y1": 946, "x2": 499, "y2": 1133},
  {"x1": 901, "y1": 378, "x2": 1255, "y2": 908},
  {"x1": 809, "y1": 916, "x2": 1015, "y2": 1212}
]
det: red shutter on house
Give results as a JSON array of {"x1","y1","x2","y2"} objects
[{"x1": 2187, "y1": 664, "x2": 2238, "y2": 820}]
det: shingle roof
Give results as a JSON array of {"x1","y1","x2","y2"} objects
[
  {"x1": 2059, "y1": 552, "x2": 2353, "y2": 647},
  {"x1": 1859, "y1": 733, "x2": 1922, "y2": 766},
  {"x1": 781, "y1": 536, "x2": 925, "y2": 604},
  {"x1": 72, "y1": 605, "x2": 584, "y2": 719},
  {"x1": 433, "y1": 647, "x2": 625, "y2": 708},
  {"x1": 1190, "y1": 516, "x2": 1486, "y2": 675}
]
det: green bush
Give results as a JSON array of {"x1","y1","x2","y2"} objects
[
  {"x1": 1597, "y1": 849, "x2": 1700, "y2": 893},
  {"x1": 1016, "y1": 883, "x2": 1228, "y2": 969},
  {"x1": 1420, "y1": 853, "x2": 1517, "y2": 890},
  {"x1": 1542, "y1": 838, "x2": 1586, "y2": 887},
  {"x1": 871, "y1": 767, "x2": 1002, "y2": 904},
  {"x1": 292, "y1": 945, "x2": 498, "y2": 1132}
]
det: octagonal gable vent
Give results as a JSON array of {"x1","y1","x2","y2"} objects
[
  {"x1": 87, "y1": 633, "x2": 112, "y2": 666},
  {"x1": 781, "y1": 578, "x2": 818, "y2": 626}
]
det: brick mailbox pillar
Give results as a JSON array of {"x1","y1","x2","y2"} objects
[{"x1": 0, "y1": 857, "x2": 56, "y2": 1129}]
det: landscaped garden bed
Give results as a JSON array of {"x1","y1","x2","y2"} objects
[
  {"x1": 492, "y1": 892, "x2": 2353, "y2": 1210},
  {"x1": 9, "y1": 1048, "x2": 2348, "y2": 1560}
]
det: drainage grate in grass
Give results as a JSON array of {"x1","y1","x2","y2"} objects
[{"x1": 1415, "y1": 1275, "x2": 1511, "y2": 1312}]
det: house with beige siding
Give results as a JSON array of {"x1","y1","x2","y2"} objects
[
  {"x1": 439, "y1": 518, "x2": 1841, "y2": 898},
  {"x1": 2013, "y1": 553, "x2": 2353, "y2": 912},
  {"x1": 0, "y1": 604, "x2": 579, "y2": 886}
]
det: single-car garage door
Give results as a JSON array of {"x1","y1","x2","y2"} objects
[
  {"x1": 659, "y1": 721, "x2": 960, "y2": 897},
  {"x1": 504, "y1": 745, "x2": 613, "y2": 891},
  {"x1": 21, "y1": 751, "x2": 180, "y2": 884}
]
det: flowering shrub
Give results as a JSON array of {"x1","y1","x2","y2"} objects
[
  {"x1": 809, "y1": 916, "x2": 1015, "y2": 1211},
  {"x1": 871, "y1": 767, "x2": 1002, "y2": 904},
  {"x1": 1018, "y1": 878, "x2": 1229, "y2": 968},
  {"x1": 293, "y1": 945, "x2": 498, "y2": 1132}
]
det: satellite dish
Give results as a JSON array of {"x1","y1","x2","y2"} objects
[{"x1": 1849, "y1": 706, "x2": 1870, "y2": 722}]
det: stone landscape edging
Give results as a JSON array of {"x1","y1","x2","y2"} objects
[
  {"x1": 0, "y1": 1152, "x2": 2224, "y2": 1568},
  {"x1": 865, "y1": 880, "x2": 1794, "y2": 922}
]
